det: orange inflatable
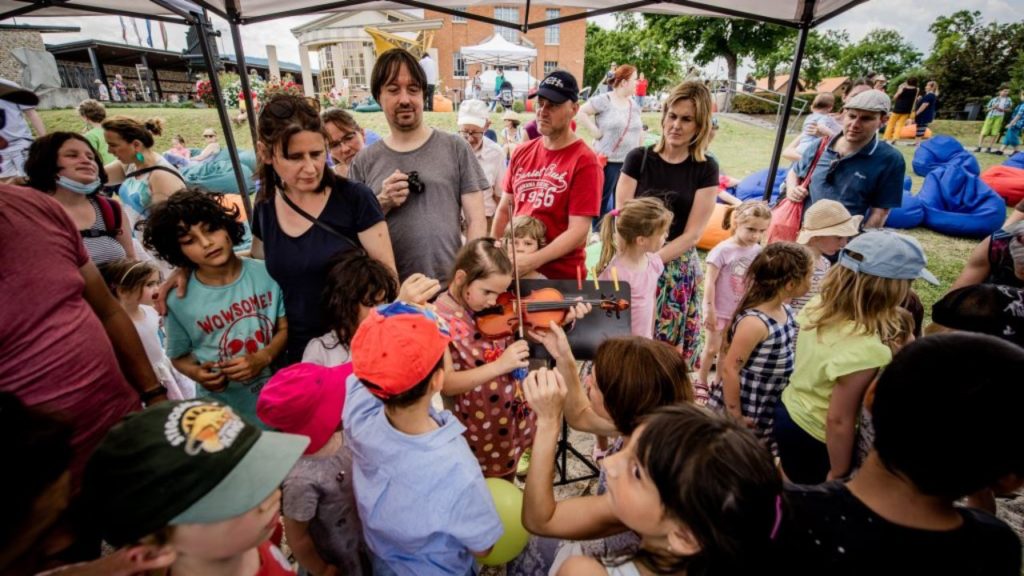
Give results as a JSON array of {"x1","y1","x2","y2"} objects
[
  {"x1": 981, "y1": 165, "x2": 1024, "y2": 206},
  {"x1": 697, "y1": 203, "x2": 732, "y2": 251},
  {"x1": 433, "y1": 95, "x2": 454, "y2": 112},
  {"x1": 899, "y1": 124, "x2": 933, "y2": 139}
]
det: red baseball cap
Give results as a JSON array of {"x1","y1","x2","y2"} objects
[
  {"x1": 257, "y1": 362, "x2": 351, "y2": 454},
  {"x1": 351, "y1": 302, "x2": 451, "y2": 399}
]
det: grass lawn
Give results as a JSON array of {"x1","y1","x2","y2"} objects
[{"x1": 38, "y1": 108, "x2": 1014, "y2": 316}]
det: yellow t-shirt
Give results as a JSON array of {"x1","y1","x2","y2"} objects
[{"x1": 781, "y1": 296, "x2": 892, "y2": 442}]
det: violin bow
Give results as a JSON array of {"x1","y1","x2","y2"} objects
[{"x1": 506, "y1": 191, "x2": 526, "y2": 341}]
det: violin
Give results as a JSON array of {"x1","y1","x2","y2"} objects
[{"x1": 475, "y1": 287, "x2": 630, "y2": 340}]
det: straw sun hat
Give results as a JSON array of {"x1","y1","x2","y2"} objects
[{"x1": 796, "y1": 199, "x2": 862, "y2": 244}]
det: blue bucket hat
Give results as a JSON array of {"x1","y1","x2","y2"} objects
[{"x1": 838, "y1": 229, "x2": 939, "y2": 285}]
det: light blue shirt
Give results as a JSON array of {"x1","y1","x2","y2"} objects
[
  {"x1": 343, "y1": 374, "x2": 503, "y2": 576},
  {"x1": 165, "y1": 258, "x2": 284, "y2": 425}
]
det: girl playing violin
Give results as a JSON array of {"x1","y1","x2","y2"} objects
[{"x1": 434, "y1": 238, "x2": 590, "y2": 479}]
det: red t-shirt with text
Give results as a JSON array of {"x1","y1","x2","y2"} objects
[{"x1": 503, "y1": 138, "x2": 602, "y2": 279}]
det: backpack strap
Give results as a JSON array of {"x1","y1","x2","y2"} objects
[{"x1": 81, "y1": 195, "x2": 122, "y2": 239}]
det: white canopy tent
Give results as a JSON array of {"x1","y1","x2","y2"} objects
[
  {"x1": 461, "y1": 34, "x2": 537, "y2": 68},
  {"x1": 2, "y1": 0, "x2": 870, "y2": 202}
]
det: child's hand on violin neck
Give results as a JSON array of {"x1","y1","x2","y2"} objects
[
  {"x1": 497, "y1": 340, "x2": 531, "y2": 373},
  {"x1": 398, "y1": 273, "x2": 441, "y2": 305},
  {"x1": 564, "y1": 300, "x2": 592, "y2": 324},
  {"x1": 522, "y1": 367, "x2": 567, "y2": 422}
]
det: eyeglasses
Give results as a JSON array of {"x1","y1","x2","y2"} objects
[
  {"x1": 458, "y1": 129, "x2": 485, "y2": 138},
  {"x1": 203, "y1": 134, "x2": 216, "y2": 138}
]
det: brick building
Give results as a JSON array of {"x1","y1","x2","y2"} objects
[{"x1": 426, "y1": 6, "x2": 586, "y2": 98}]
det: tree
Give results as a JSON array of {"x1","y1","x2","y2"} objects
[
  {"x1": 754, "y1": 29, "x2": 850, "y2": 90},
  {"x1": 834, "y1": 29, "x2": 922, "y2": 80},
  {"x1": 926, "y1": 10, "x2": 1024, "y2": 117},
  {"x1": 644, "y1": 15, "x2": 791, "y2": 88},
  {"x1": 582, "y1": 16, "x2": 682, "y2": 94}
]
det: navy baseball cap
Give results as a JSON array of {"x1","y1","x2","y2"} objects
[{"x1": 531, "y1": 70, "x2": 579, "y2": 103}]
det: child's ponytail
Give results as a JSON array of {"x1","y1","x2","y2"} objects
[
  {"x1": 721, "y1": 242, "x2": 812, "y2": 356},
  {"x1": 597, "y1": 209, "x2": 619, "y2": 275},
  {"x1": 597, "y1": 197, "x2": 674, "y2": 274}
]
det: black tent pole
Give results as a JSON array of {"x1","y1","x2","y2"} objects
[
  {"x1": 228, "y1": 4, "x2": 259, "y2": 146},
  {"x1": 192, "y1": 9, "x2": 255, "y2": 223},
  {"x1": 763, "y1": 23, "x2": 809, "y2": 201}
]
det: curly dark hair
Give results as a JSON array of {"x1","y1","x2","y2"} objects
[
  {"x1": 141, "y1": 188, "x2": 245, "y2": 269},
  {"x1": 24, "y1": 132, "x2": 108, "y2": 194},
  {"x1": 322, "y1": 250, "x2": 398, "y2": 348}
]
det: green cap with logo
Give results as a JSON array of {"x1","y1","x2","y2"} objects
[{"x1": 83, "y1": 400, "x2": 308, "y2": 546}]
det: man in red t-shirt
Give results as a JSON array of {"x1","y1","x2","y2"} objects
[
  {"x1": 636, "y1": 72, "x2": 649, "y2": 107},
  {"x1": 492, "y1": 70, "x2": 601, "y2": 279}
]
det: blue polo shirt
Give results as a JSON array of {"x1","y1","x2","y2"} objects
[
  {"x1": 342, "y1": 374, "x2": 503, "y2": 576},
  {"x1": 795, "y1": 133, "x2": 905, "y2": 218}
]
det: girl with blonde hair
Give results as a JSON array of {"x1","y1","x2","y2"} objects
[{"x1": 775, "y1": 230, "x2": 939, "y2": 484}]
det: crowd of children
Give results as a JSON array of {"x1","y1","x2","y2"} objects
[{"x1": 8, "y1": 76, "x2": 1024, "y2": 576}]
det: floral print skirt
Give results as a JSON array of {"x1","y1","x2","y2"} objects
[{"x1": 654, "y1": 248, "x2": 704, "y2": 370}]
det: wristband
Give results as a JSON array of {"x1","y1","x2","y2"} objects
[{"x1": 139, "y1": 387, "x2": 166, "y2": 404}]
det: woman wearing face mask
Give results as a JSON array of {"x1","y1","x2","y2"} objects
[{"x1": 24, "y1": 132, "x2": 135, "y2": 264}]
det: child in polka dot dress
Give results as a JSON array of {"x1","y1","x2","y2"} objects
[{"x1": 434, "y1": 238, "x2": 589, "y2": 479}]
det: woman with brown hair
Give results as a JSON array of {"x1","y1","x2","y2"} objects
[
  {"x1": 102, "y1": 116, "x2": 185, "y2": 229},
  {"x1": 577, "y1": 64, "x2": 643, "y2": 220},
  {"x1": 615, "y1": 80, "x2": 719, "y2": 369},
  {"x1": 321, "y1": 107, "x2": 379, "y2": 178},
  {"x1": 252, "y1": 94, "x2": 395, "y2": 363},
  {"x1": 23, "y1": 132, "x2": 135, "y2": 265}
]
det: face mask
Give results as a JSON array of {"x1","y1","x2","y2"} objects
[
  {"x1": 1010, "y1": 236, "x2": 1024, "y2": 267},
  {"x1": 57, "y1": 175, "x2": 101, "y2": 195}
]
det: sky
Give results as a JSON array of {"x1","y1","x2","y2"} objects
[{"x1": 12, "y1": 0, "x2": 1019, "y2": 76}]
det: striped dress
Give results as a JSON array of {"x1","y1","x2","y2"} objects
[{"x1": 708, "y1": 306, "x2": 796, "y2": 454}]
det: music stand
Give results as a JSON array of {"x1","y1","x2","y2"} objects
[{"x1": 518, "y1": 279, "x2": 632, "y2": 486}]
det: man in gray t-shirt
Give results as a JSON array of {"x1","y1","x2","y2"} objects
[{"x1": 349, "y1": 49, "x2": 487, "y2": 284}]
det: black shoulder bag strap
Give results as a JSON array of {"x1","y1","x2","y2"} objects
[
  {"x1": 278, "y1": 190, "x2": 362, "y2": 253},
  {"x1": 129, "y1": 165, "x2": 187, "y2": 186}
]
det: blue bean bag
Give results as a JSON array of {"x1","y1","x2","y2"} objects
[
  {"x1": 1005, "y1": 152, "x2": 1024, "y2": 170},
  {"x1": 918, "y1": 164, "x2": 1006, "y2": 238},
  {"x1": 912, "y1": 135, "x2": 980, "y2": 177},
  {"x1": 181, "y1": 149, "x2": 258, "y2": 195},
  {"x1": 885, "y1": 192, "x2": 925, "y2": 229},
  {"x1": 735, "y1": 168, "x2": 787, "y2": 203}
]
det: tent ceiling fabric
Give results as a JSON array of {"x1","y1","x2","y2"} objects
[{"x1": 2, "y1": 0, "x2": 867, "y2": 28}]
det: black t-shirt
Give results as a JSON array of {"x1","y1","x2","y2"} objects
[
  {"x1": 773, "y1": 482, "x2": 1022, "y2": 576},
  {"x1": 892, "y1": 86, "x2": 920, "y2": 114},
  {"x1": 252, "y1": 178, "x2": 385, "y2": 363},
  {"x1": 621, "y1": 145, "x2": 719, "y2": 240}
]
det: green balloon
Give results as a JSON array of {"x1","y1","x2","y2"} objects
[{"x1": 479, "y1": 478, "x2": 531, "y2": 566}]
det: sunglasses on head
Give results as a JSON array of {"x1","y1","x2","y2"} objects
[{"x1": 266, "y1": 98, "x2": 319, "y2": 119}]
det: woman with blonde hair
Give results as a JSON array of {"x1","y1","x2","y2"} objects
[
  {"x1": 614, "y1": 80, "x2": 719, "y2": 368},
  {"x1": 775, "y1": 230, "x2": 939, "y2": 484}
]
